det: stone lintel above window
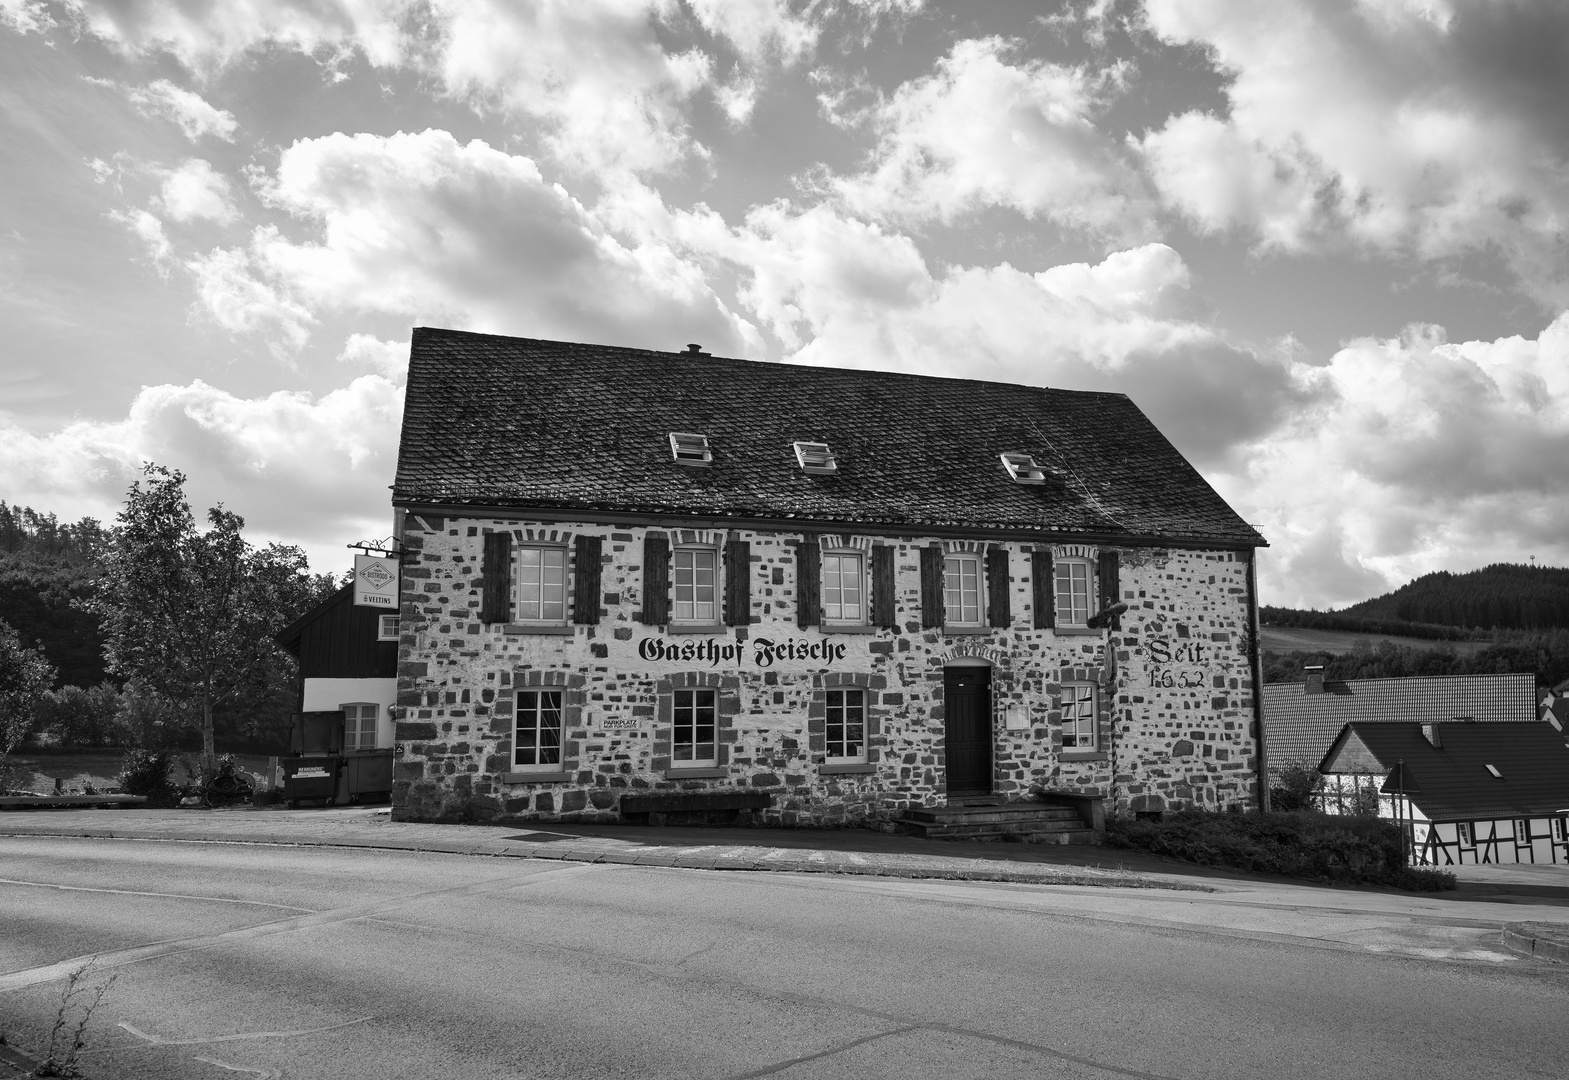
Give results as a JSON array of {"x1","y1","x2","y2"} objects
[{"x1": 502, "y1": 623, "x2": 575, "y2": 636}]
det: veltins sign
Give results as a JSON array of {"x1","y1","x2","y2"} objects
[{"x1": 353, "y1": 554, "x2": 399, "y2": 609}]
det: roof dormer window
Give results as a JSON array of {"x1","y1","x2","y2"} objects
[
  {"x1": 1000, "y1": 451, "x2": 1047, "y2": 485},
  {"x1": 793, "y1": 441, "x2": 837, "y2": 475},
  {"x1": 669, "y1": 432, "x2": 712, "y2": 466}
]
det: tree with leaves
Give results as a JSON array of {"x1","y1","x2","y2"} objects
[
  {"x1": 88, "y1": 465, "x2": 319, "y2": 775},
  {"x1": 0, "y1": 616, "x2": 55, "y2": 767}
]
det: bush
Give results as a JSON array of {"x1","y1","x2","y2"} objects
[
  {"x1": 1269, "y1": 760, "x2": 1324, "y2": 812},
  {"x1": 117, "y1": 749, "x2": 178, "y2": 806},
  {"x1": 1105, "y1": 809, "x2": 1456, "y2": 890}
]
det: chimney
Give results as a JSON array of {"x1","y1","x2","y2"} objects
[
  {"x1": 1422, "y1": 723, "x2": 1442, "y2": 748},
  {"x1": 685, "y1": 343, "x2": 705, "y2": 354},
  {"x1": 1303, "y1": 665, "x2": 1325, "y2": 695}
]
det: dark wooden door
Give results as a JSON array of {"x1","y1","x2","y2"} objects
[{"x1": 944, "y1": 666, "x2": 992, "y2": 795}]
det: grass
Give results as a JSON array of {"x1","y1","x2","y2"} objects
[{"x1": 1259, "y1": 626, "x2": 1492, "y2": 656}]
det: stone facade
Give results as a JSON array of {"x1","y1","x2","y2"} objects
[{"x1": 391, "y1": 515, "x2": 1262, "y2": 826}]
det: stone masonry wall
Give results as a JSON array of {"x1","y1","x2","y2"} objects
[{"x1": 391, "y1": 516, "x2": 1261, "y2": 825}]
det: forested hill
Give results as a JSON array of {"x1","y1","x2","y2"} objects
[
  {"x1": 0, "y1": 501, "x2": 112, "y2": 686},
  {"x1": 1341, "y1": 563, "x2": 1569, "y2": 631}
]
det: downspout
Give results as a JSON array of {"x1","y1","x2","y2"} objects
[{"x1": 1246, "y1": 548, "x2": 1270, "y2": 812}]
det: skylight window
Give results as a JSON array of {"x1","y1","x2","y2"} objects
[
  {"x1": 669, "y1": 432, "x2": 712, "y2": 466},
  {"x1": 1000, "y1": 452, "x2": 1047, "y2": 485},
  {"x1": 793, "y1": 441, "x2": 837, "y2": 475},
  {"x1": 1485, "y1": 764, "x2": 1503, "y2": 779}
]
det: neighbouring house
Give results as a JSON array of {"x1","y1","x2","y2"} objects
[
  {"x1": 1262, "y1": 671, "x2": 1538, "y2": 813},
  {"x1": 387, "y1": 328, "x2": 1268, "y2": 831},
  {"x1": 1318, "y1": 720, "x2": 1569, "y2": 865}
]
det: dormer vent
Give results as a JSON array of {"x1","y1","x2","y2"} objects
[
  {"x1": 1485, "y1": 764, "x2": 1503, "y2": 779},
  {"x1": 793, "y1": 441, "x2": 837, "y2": 475},
  {"x1": 669, "y1": 432, "x2": 712, "y2": 466},
  {"x1": 1421, "y1": 723, "x2": 1441, "y2": 747},
  {"x1": 1000, "y1": 452, "x2": 1047, "y2": 485}
]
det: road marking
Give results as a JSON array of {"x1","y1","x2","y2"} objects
[
  {"x1": 118, "y1": 1017, "x2": 372, "y2": 1047},
  {"x1": 0, "y1": 877, "x2": 313, "y2": 915},
  {"x1": 0, "y1": 862, "x2": 608, "y2": 993},
  {"x1": 193, "y1": 1056, "x2": 281, "y2": 1078}
]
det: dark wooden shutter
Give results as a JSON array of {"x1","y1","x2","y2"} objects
[
  {"x1": 919, "y1": 545, "x2": 945, "y2": 629},
  {"x1": 640, "y1": 534, "x2": 670, "y2": 625},
  {"x1": 724, "y1": 539, "x2": 751, "y2": 626},
  {"x1": 480, "y1": 531, "x2": 512, "y2": 624},
  {"x1": 796, "y1": 538, "x2": 821, "y2": 629},
  {"x1": 1098, "y1": 549, "x2": 1121, "y2": 630},
  {"x1": 572, "y1": 534, "x2": 602, "y2": 625},
  {"x1": 986, "y1": 546, "x2": 1010, "y2": 628},
  {"x1": 871, "y1": 546, "x2": 896, "y2": 629},
  {"x1": 1032, "y1": 548, "x2": 1054, "y2": 630}
]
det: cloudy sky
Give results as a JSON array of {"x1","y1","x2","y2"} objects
[{"x1": 2, "y1": 0, "x2": 1566, "y2": 608}]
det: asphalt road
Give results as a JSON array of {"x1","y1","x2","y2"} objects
[{"x1": 3, "y1": 836, "x2": 1567, "y2": 1080}]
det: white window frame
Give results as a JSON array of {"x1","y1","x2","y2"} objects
[
  {"x1": 1054, "y1": 558, "x2": 1095, "y2": 628},
  {"x1": 672, "y1": 546, "x2": 720, "y2": 625},
  {"x1": 821, "y1": 550, "x2": 867, "y2": 625},
  {"x1": 513, "y1": 689, "x2": 565, "y2": 771},
  {"x1": 943, "y1": 553, "x2": 984, "y2": 627},
  {"x1": 515, "y1": 544, "x2": 569, "y2": 625},
  {"x1": 1515, "y1": 818, "x2": 1530, "y2": 844},
  {"x1": 340, "y1": 702, "x2": 380, "y2": 751},
  {"x1": 672, "y1": 687, "x2": 719, "y2": 767},
  {"x1": 1457, "y1": 821, "x2": 1473, "y2": 846},
  {"x1": 377, "y1": 614, "x2": 400, "y2": 641},
  {"x1": 825, "y1": 688, "x2": 868, "y2": 764},
  {"x1": 1061, "y1": 684, "x2": 1097, "y2": 751},
  {"x1": 1554, "y1": 817, "x2": 1568, "y2": 843}
]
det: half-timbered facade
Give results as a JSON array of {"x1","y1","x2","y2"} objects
[
  {"x1": 1319, "y1": 720, "x2": 1569, "y2": 865},
  {"x1": 388, "y1": 329, "x2": 1268, "y2": 828}
]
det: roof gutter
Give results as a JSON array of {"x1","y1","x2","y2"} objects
[{"x1": 394, "y1": 500, "x2": 1267, "y2": 553}]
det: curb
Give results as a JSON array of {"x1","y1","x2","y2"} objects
[{"x1": 1502, "y1": 923, "x2": 1569, "y2": 964}]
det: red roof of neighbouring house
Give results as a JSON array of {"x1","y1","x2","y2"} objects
[
  {"x1": 392, "y1": 327, "x2": 1264, "y2": 547},
  {"x1": 1319, "y1": 721, "x2": 1569, "y2": 821},
  {"x1": 1263, "y1": 673, "x2": 1538, "y2": 769}
]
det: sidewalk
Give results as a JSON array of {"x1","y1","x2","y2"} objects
[{"x1": 6, "y1": 806, "x2": 1569, "y2": 965}]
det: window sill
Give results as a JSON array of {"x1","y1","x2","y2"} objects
[
  {"x1": 820, "y1": 623, "x2": 878, "y2": 635},
  {"x1": 664, "y1": 766, "x2": 728, "y2": 779},
  {"x1": 502, "y1": 624, "x2": 574, "y2": 636},
  {"x1": 819, "y1": 762, "x2": 875, "y2": 775},
  {"x1": 942, "y1": 625, "x2": 993, "y2": 637},
  {"x1": 1053, "y1": 626, "x2": 1103, "y2": 637},
  {"x1": 503, "y1": 770, "x2": 573, "y2": 784},
  {"x1": 1058, "y1": 751, "x2": 1107, "y2": 763},
  {"x1": 665, "y1": 622, "x2": 725, "y2": 636}
]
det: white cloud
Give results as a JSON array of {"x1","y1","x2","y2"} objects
[
  {"x1": 156, "y1": 158, "x2": 236, "y2": 223},
  {"x1": 0, "y1": 374, "x2": 405, "y2": 575},
  {"x1": 830, "y1": 37, "x2": 1154, "y2": 240},
  {"x1": 196, "y1": 129, "x2": 756, "y2": 354},
  {"x1": 107, "y1": 207, "x2": 172, "y2": 275},
  {"x1": 122, "y1": 79, "x2": 238, "y2": 142},
  {"x1": 1221, "y1": 314, "x2": 1569, "y2": 607},
  {"x1": 1139, "y1": 0, "x2": 1569, "y2": 303},
  {"x1": 337, "y1": 333, "x2": 409, "y2": 382},
  {"x1": 0, "y1": 0, "x2": 52, "y2": 34},
  {"x1": 685, "y1": 0, "x2": 817, "y2": 64},
  {"x1": 185, "y1": 244, "x2": 315, "y2": 353}
]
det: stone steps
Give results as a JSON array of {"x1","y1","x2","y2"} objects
[{"x1": 895, "y1": 802, "x2": 1099, "y2": 844}]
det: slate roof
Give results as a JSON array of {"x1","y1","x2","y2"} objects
[
  {"x1": 1263, "y1": 673, "x2": 1538, "y2": 768},
  {"x1": 1319, "y1": 722, "x2": 1569, "y2": 821},
  {"x1": 393, "y1": 328, "x2": 1264, "y2": 546}
]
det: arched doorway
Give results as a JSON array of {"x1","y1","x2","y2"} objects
[{"x1": 943, "y1": 661, "x2": 992, "y2": 796}]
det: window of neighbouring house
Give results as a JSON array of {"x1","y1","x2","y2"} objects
[
  {"x1": 516, "y1": 546, "x2": 568, "y2": 623},
  {"x1": 825, "y1": 688, "x2": 867, "y2": 763},
  {"x1": 514, "y1": 690, "x2": 564, "y2": 769},
  {"x1": 1054, "y1": 558, "x2": 1094, "y2": 627},
  {"x1": 1515, "y1": 818, "x2": 1530, "y2": 844},
  {"x1": 822, "y1": 551, "x2": 865, "y2": 624},
  {"x1": 1554, "y1": 817, "x2": 1567, "y2": 843},
  {"x1": 341, "y1": 703, "x2": 379, "y2": 751},
  {"x1": 673, "y1": 547, "x2": 718, "y2": 624},
  {"x1": 1061, "y1": 684, "x2": 1096, "y2": 750},
  {"x1": 673, "y1": 688, "x2": 718, "y2": 767},
  {"x1": 943, "y1": 553, "x2": 983, "y2": 626},
  {"x1": 1457, "y1": 821, "x2": 1473, "y2": 846},
  {"x1": 377, "y1": 614, "x2": 400, "y2": 641}
]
